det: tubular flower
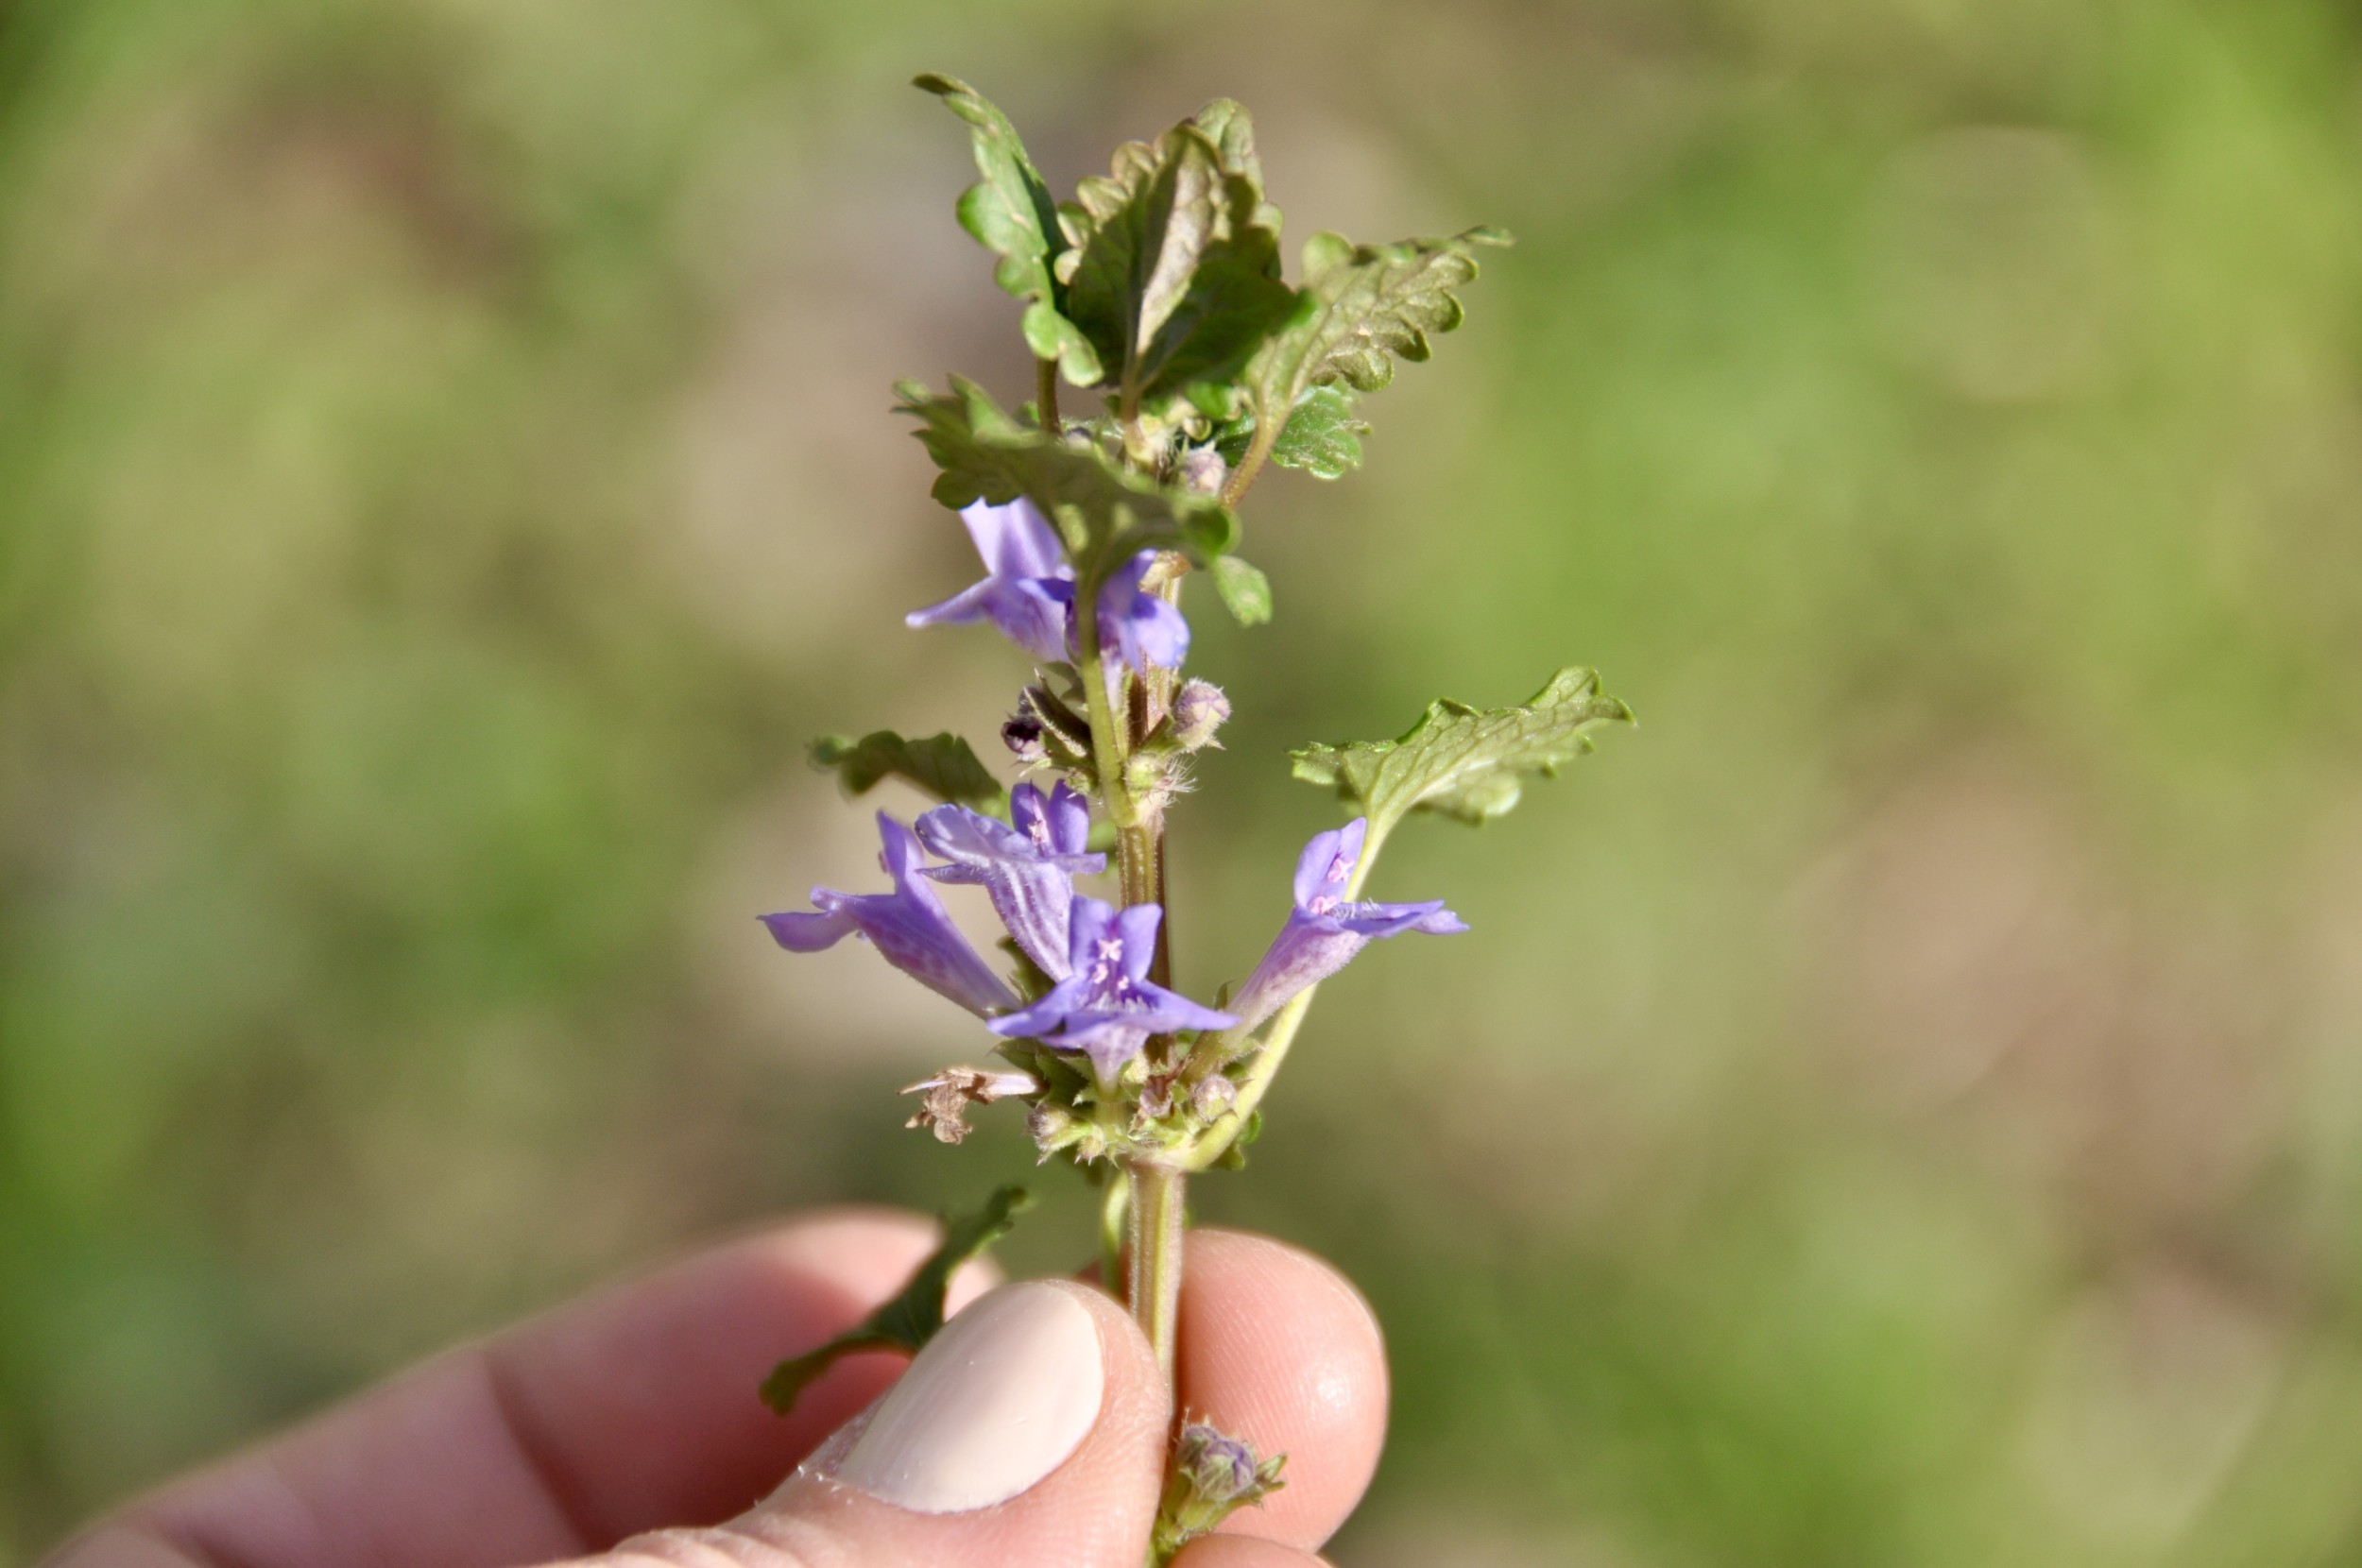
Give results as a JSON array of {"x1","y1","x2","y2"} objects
[
  {"x1": 1227, "y1": 818, "x2": 1466, "y2": 1031},
  {"x1": 1041, "y1": 549, "x2": 1190, "y2": 673},
  {"x1": 916, "y1": 781, "x2": 1105, "y2": 978},
  {"x1": 762, "y1": 812, "x2": 1018, "y2": 1016},
  {"x1": 904, "y1": 498, "x2": 1073, "y2": 663},
  {"x1": 1095, "y1": 550, "x2": 1190, "y2": 672},
  {"x1": 990, "y1": 897, "x2": 1235, "y2": 1084}
]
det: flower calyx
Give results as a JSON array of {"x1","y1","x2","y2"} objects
[
  {"x1": 1170, "y1": 678, "x2": 1230, "y2": 751},
  {"x1": 1153, "y1": 1420, "x2": 1287, "y2": 1560},
  {"x1": 1008, "y1": 679, "x2": 1095, "y2": 775},
  {"x1": 901, "y1": 1065, "x2": 1044, "y2": 1144}
]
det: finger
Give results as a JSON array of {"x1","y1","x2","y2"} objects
[
  {"x1": 1175, "y1": 1230, "x2": 1387, "y2": 1550},
  {"x1": 580, "y1": 1279, "x2": 1169, "y2": 1568},
  {"x1": 55, "y1": 1210, "x2": 996, "y2": 1568},
  {"x1": 1172, "y1": 1537, "x2": 1333, "y2": 1568}
]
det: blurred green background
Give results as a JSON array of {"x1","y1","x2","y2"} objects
[{"x1": 9, "y1": 0, "x2": 2362, "y2": 1561}]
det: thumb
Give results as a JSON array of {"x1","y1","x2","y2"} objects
[{"x1": 568, "y1": 1280, "x2": 1169, "y2": 1568}]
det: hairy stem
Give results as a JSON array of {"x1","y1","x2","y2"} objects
[
  {"x1": 1036, "y1": 355, "x2": 1060, "y2": 431},
  {"x1": 1080, "y1": 643, "x2": 1134, "y2": 828},
  {"x1": 1180, "y1": 988, "x2": 1309, "y2": 1171},
  {"x1": 1080, "y1": 595, "x2": 1184, "y2": 1371},
  {"x1": 1220, "y1": 411, "x2": 1283, "y2": 507},
  {"x1": 1100, "y1": 1167, "x2": 1133, "y2": 1294},
  {"x1": 1128, "y1": 1162, "x2": 1186, "y2": 1377}
]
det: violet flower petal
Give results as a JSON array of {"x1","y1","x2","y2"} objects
[
  {"x1": 905, "y1": 499, "x2": 1075, "y2": 663},
  {"x1": 762, "y1": 813, "x2": 1018, "y2": 1016},
  {"x1": 916, "y1": 782, "x2": 1104, "y2": 978},
  {"x1": 1229, "y1": 816, "x2": 1466, "y2": 1031},
  {"x1": 989, "y1": 896, "x2": 1237, "y2": 1083},
  {"x1": 1093, "y1": 551, "x2": 1190, "y2": 673},
  {"x1": 962, "y1": 496, "x2": 1064, "y2": 580},
  {"x1": 1013, "y1": 780, "x2": 1095, "y2": 858}
]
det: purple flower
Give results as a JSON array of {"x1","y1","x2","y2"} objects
[
  {"x1": 905, "y1": 498, "x2": 1073, "y2": 663},
  {"x1": 990, "y1": 896, "x2": 1236, "y2": 1083},
  {"x1": 762, "y1": 812, "x2": 1018, "y2": 1016},
  {"x1": 1041, "y1": 550, "x2": 1190, "y2": 673},
  {"x1": 1097, "y1": 550, "x2": 1190, "y2": 672},
  {"x1": 905, "y1": 504, "x2": 1189, "y2": 676},
  {"x1": 916, "y1": 781, "x2": 1106, "y2": 978},
  {"x1": 1228, "y1": 818, "x2": 1466, "y2": 1031}
]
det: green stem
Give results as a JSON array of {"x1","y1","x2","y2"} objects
[
  {"x1": 1220, "y1": 410, "x2": 1282, "y2": 508},
  {"x1": 1036, "y1": 355, "x2": 1060, "y2": 431},
  {"x1": 1127, "y1": 1162, "x2": 1186, "y2": 1378},
  {"x1": 1077, "y1": 565, "x2": 1183, "y2": 1370},
  {"x1": 1100, "y1": 1167, "x2": 1133, "y2": 1295},
  {"x1": 1080, "y1": 641, "x2": 1134, "y2": 828},
  {"x1": 1180, "y1": 988, "x2": 1309, "y2": 1171}
]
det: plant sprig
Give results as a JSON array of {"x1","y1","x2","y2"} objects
[{"x1": 754, "y1": 76, "x2": 1628, "y2": 1567}]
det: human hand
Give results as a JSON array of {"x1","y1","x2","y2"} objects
[{"x1": 43, "y1": 1211, "x2": 1386, "y2": 1568}]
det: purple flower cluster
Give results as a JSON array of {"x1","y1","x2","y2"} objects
[
  {"x1": 765, "y1": 491, "x2": 1466, "y2": 1107},
  {"x1": 764, "y1": 788, "x2": 1462, "y2": 1090},
  {"x1": 906, "y1": 498, "x2": 1189, "y2": 672}
]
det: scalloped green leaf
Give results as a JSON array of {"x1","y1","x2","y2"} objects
[
  {"x1": 1210, "y1": 555, "x2": 1273, "y2": 625},
  {"x1": 761, "y1": 1185, "x2": 1034, "y2": 1415},
  {"x1": 915, "y1": 75, "x2": 1101, "y2": 384},
  {"x1": 1190, "y1": 98, "x2": 1283, "y2": 233},
  {"x1": 896, "y1": 377, "x2": 1238, "y2": 588},
  {"x1": 1291, "y1": 668, "x2": 1632, "y2": 842},
  {"x1": 1055, "y1": 119, "x2": 1299, "y2": 419},
  {"x1": 1241, "y1": 227, "x2": 1509, "y2": 459},
  {"x1": 1268, "y1": 385, "x2": 1367, "y2": 479},
  {"x1": 811, "y1": 730, "x2": 1007, "y2": 816}
]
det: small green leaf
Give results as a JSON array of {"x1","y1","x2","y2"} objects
[
  {"x1": 915, "y1": 75, "x2": 1101, "y2": 384},
  {"x1": 1240, "y1": 227, "x2": 1509, "y2": 466},
  {"x1": 1290, "y1": 226, "x2": 1511, "y2": 393},
  {"x1": 1189, "y1": 98, "x2": 1283, "y2": 233},
  {"x1": 1291, "y1": 668, "x2": 1632, "y2": 843},
  {"x1": 1268, "y1": 385, "x2": 1367, "y2": 480},
  {"x1": 1210, "y1": 555, "x2": 1273, "y2": 625},
  {"x1": 896, "y1": 377, "x2": 1239, "y2": 588},
  {"x1": 812, "y1": 730, "x2": 1007, "y2": 815},
  {"x1": 761, "y1": 1185, "x2": 1035, "y2": 1415},
  {"x1": 1056, "y1": 117, "x2": 1300, "y2": 418}
]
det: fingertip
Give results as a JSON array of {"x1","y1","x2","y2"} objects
[
  {"x1": 1172, "y1": 1534, "x2": 1333, "y2": 1568},
  {"x1": 1177, "y1": 1229, "x2": 1388, "y2": 1551},
  {"x1": 735, "y1": 1278, "x2": 1172, "y2": 1568}
]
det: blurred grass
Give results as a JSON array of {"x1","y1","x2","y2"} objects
[{"x1": 9, "y1": 0, "x2": 2362, "y2": 1562}]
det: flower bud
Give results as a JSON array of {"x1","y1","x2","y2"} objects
[
  {"x1": 1028, "y1": 1100, "x2": 1075, "y2": 1145},
  {"x1": 1190, "y1": 1073, "x2": 1238, "y2": 1123},
  {"x1": 1028, "y1": 1100, "x2": 1105, "y2": 1162},
  {"x1": 1179, "y1": 445, "x2": 1227, "y2": 495},
  {"x1": 1002, "y1": 713, "x2": 1048, "y2": 763},
  {"x1": 1172, "y1": 679, "x2": 1230, "y2": 751},
  {"x1": 1155, "y1": 1420, "x2": 1287, "y2": 1557},
  {"x1": 1175, "y1": 1422, "x2": 1266, "y2": 1503}
]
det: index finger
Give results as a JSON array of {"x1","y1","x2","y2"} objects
[{"x1": 83, "y1": 1209, "x2": 992, "y2": 1567}]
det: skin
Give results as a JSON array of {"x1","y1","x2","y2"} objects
[{"x1": 43, "y1": 1215, "x2": 1386, "y2": 1568}]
